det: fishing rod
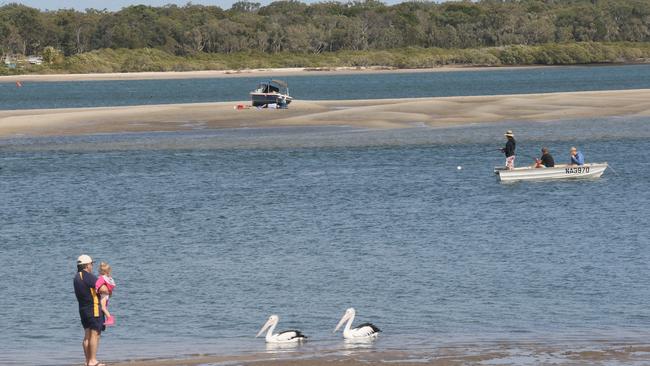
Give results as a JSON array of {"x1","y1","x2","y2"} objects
[
  {"x1": 468, "y1": 148, "x2": 503, "y2": 156},
  {"x1": 607, "y1": 164, "x2": 621, "y2": 176}
]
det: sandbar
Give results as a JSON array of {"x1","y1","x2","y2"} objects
[
  {"x1": 0, "y1": 65, "x2": 552, "y2": 83},
  {"x1": 1, "y1": 89, "x2": 650, "y2": 138}
]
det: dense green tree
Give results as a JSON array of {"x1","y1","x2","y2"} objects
[{"x1": 0, "y1": 0, "x2": 649, "y2": 58}]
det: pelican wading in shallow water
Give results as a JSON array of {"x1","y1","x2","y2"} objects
[
  {"x1": 334, "y1": 308, "x2": 381, "y2": 340},
  {"x1": 256, "y1": 315, "x2": 307, "y2": 343}
]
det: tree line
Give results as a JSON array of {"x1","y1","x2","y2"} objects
[{"x1": 1, "y1": 0, "x2": 650, "y2": 59}]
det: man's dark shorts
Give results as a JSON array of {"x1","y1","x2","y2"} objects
[{"x1": 80, "y1": 310, "x2": 105, "y2": 333}]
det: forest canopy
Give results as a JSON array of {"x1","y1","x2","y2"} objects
[
  {"x1": 1, "y1": 0, "x2": 650, "y2": 73},
  {"x1": 2, "y1": 0, "x2": 650, "y2": 56}
]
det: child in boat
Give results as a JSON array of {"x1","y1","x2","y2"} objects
[{"x1": 96, "y1": 262, "x2": 116, "y2": 326}]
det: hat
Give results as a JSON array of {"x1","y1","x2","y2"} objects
[
  {"x1": 77, "y1": 254, "x2": 93, "y2": 265},
  {"x1": 504, "y1": 130, "x2": 514, "y2": 137}
]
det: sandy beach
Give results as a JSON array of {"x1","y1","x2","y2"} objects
[
  {"x1": 107, "y1": 341, "x2": 650, "y2": 366},
  {"x1": 1, "y1": 89, "x2": 650, "y2": 138},
  {"x1": 0, "y1": 65, "x2": 555, "y2": 83}
]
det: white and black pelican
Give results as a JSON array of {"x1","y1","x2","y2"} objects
[
  {"x1": 334, "y1": 308, "x2": 381, "y2": 340},
  {"x1": 256, "y1": 315, "x2": 307, "y2": 343}
]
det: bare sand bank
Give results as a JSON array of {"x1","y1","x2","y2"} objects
[
  {"x1": 1, "y1": 89, "x2": 650, "y2": 138},
  {"x1": 109, "y1": 341, "x2": 650, "y2": 366},
  {"x1": 0, "y1": 65, "x2": 548, "y2": 83}
]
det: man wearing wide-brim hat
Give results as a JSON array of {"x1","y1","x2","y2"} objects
[{"x1": 501, "y1": 130, "x2": 516, "y2": 170}]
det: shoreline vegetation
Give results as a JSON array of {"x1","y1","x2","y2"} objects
[
  {"x1": 2, "y1": 89, "x2": 650, "y2": 138},
  {"x1": 0, "y1": 43, "x2": 650, "y2": 76},
  {"x1": 2, "y1": 0, "x2": 650, "y2": 76},
  {"x1": 2, "y1": 43, "x2": 650, "y2": 78}
]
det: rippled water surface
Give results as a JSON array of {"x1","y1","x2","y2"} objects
[
  {"x1": 3, "y1": 64, "x2": 650, "y2": 109},
  {"x1": 1, "y1": 117, "x2": 649, "y2": 365}
]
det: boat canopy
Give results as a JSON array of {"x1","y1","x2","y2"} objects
[
  {"x1": 255, "y1": 79, "x2": 289, "y2": 94},
  {"x1": 257, "y1": 83, "x2": 280, "y2": 93},
  {"x1": 271, "y1": 79, "x2": 288, "y2": 88}
]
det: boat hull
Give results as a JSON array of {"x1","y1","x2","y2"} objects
[
  {"x1": 250, "y1": 93, "x2": 293, "y2": 107},
  {"x1": 496, "y1": 163, "x2": 608, "y2": 182}
]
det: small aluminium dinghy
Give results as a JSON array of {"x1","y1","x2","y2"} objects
[{"x1": 494, "y1": 163, "x2": 608, "y2": 182}]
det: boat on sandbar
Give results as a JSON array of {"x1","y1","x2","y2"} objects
[
  {"x1": 250, "y1": 79, "x2": 292, "y2": 107},
  {"x1": 494, "y1": 163, "x2": 608, "y2": 182}
]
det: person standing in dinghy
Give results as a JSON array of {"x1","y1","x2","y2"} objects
[{"x1": 501, "y1": 130, "x2": 516, "y2": 170}]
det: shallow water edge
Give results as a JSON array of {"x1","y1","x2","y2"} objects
[{"x1": 107, "y1": 339, "x2": 650, "y2": 366}]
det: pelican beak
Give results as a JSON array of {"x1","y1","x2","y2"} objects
[
  {"x1": 256, "y1": 318, "x2": 273, "y2": 337},
  {"x1": 334, "y1": 312, "x2": 350, "y2": 333}
]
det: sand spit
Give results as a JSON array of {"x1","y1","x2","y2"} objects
[
  {"x1": 1, "y1": 89, "x2": 650, "y2": 138},
  {"x1": 0, "y1": 65, "x2": 549, "y2": 83}
]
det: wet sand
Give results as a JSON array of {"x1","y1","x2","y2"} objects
[
  {"x1": 0, "y1": 65, "x2": 546, "y2": 82},
  {"x1": 110, "y1": 341, "x2": 650, "y2": 366},
  {"x1": 1, "y1": 89, "x2": 650, "y2": 138}
]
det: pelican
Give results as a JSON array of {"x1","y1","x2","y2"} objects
[
  {"x1": 334, "y1": 308, "x2": 381, "y2": 339},
  {"x1": 256, "y1": 315, "x2": 307, "y2": 343}
]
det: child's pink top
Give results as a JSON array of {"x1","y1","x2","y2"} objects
[{"x1": 95, "y1": 275, "x2": 116, "y2": 295}]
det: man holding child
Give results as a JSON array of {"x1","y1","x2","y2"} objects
[{"x1": 73, "y1": 254, "x2": 108, "y2": 366}]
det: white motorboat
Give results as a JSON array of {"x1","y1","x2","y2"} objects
[
  {"x1": 250, "y1": 79, "x2": 292, "y2": 107},
  {"x1": 494, "y1": 163, "x2": 608, "y2": 182}
]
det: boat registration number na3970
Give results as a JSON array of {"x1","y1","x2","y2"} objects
[{"x1": 566, "y1": 166, "x2": 590, "y2": 174}]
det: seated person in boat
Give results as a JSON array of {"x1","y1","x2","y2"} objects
[
  {"x1": 534, "y1": 147, "x2": 555, "y2": 168},
  {"x1": 569, "y1": 146, "x2": 585, "y2": 166}
]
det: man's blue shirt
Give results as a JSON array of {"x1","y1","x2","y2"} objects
[{"x1": 571, "y1": 151, "x2": 585, "y2": 165}]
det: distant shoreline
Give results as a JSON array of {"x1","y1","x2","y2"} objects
[
  {"x1": 2, "y1": 89, "x2": 650, "y2": 138},
  {"x1": 0, "y1": 64, "x2": 627, "y2": 83}
]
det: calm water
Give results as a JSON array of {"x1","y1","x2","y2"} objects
[
  {"x1": 0, "y1": 117, "x2": 649, "y2": 365},
  {"x1": 3, "y1": 64, "x2": 650, "y2": 109}
]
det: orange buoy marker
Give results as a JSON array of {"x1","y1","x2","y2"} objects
[{"x1": 16, "y1": 81, "x2": 23, "y2": 88}]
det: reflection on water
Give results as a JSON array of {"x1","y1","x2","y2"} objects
[
  {"x1": 342, "y1": 338, "x2": 377, "y2": 350},
  {"x1": 264, "y1": 341, "x2": 304, "y2": 352},
  {"x1": 0, "y1": 117, "x2": 649, "y2": 365}
]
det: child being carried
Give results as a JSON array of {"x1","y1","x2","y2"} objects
[{"x1": 96, "y1": 262, "x2": 116, "y2": 326}]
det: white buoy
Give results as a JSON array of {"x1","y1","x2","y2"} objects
[{"x1": 457, "y1": 166, "x2": 462, "y2": 170}]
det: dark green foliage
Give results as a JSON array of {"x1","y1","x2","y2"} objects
[
  {"x1": 0, "y1": 0, "x2": 649, "y2": 73},
  {"x1": 36, "y1": 43, "x2": 650, "y2": 74}
]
